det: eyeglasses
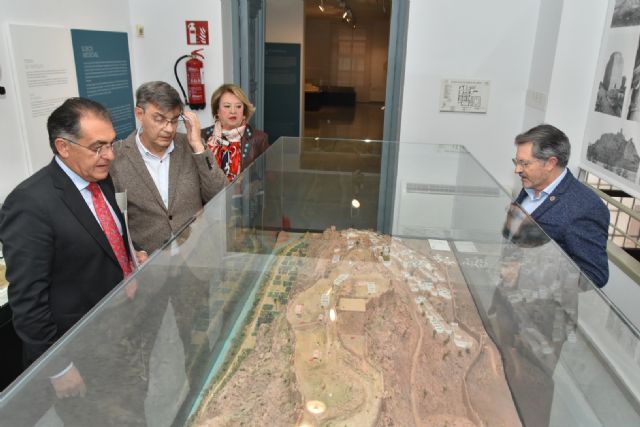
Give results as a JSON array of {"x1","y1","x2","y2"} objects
[
  {"x1": 151, "y1": 114, "x2": 185, "y2": 128},
  {"x1": 512, "y1": 158, "x2": 542, "y2": 168},
  {"x1": 60, "y1": 137, "x2": 115, "y2": 157},
  {"x1": 139, "y1": 107, "x2": 185, "y2": 128}
]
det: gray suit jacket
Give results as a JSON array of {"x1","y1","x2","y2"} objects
[{"x1": 110, "y1": 131, "x2": 225, "y2": 253}]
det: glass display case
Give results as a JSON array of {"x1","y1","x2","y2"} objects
[{"x1": 1, "y1": 137, "x2": 639, "y2": 427}]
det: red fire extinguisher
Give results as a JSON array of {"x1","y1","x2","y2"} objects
[{"x1": 174, "y1": 49, "x2": 206, "y2": 110}]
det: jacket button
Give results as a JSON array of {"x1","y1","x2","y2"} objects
[{"x1": 168, "y1": 215, "x2": 173, "y2": 220}]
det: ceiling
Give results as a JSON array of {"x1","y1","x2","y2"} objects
[{"x1": 304, "y1": 0, "x2": 391, "y2": 22}]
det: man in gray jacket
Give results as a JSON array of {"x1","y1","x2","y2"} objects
[{"x1": 111, "y1": 81, "x2": 226, "y2": 253}]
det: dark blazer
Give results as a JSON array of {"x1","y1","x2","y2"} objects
[
  {"x1": 202, "y1": 123, "x2": 269, "y2": 172},
  {"x1": 515, "y1": 169, "x2": 609, "y2": 287},
  {"x1": 0, "y1": 159, "x2": 127, "y2": 366},
  {"x1": 110, "y1": 131, "x2": 226, "y2": 253}
]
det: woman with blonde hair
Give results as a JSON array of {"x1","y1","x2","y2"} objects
[{"x1": 202, "y1": 84, "x2": 269, "y2": 181}]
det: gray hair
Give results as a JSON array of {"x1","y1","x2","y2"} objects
[
  {"x1": 135, "y1": 81, "x2": 183, "y2": 112},
  {"x1": 514, "y1": 124, "x2": 570, "y2": 167}
]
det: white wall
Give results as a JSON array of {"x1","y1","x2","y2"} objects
[
  {"x1": 544, "y1": 0, "x2": 609, "y2": 175},
  {"x1": 266, "y1": 0, "x2": 304, "y2": 44},
  {"x1": 127, "y1": 0, "x2": 225, "y2": 128},
  {"x1": 0, "y1": 0, "x2": 227, "y2": 203},
  {"x1": 0, "y1": 0, "x2": 132, "y2": 202},
  {"x1": 521, "y1": 0, "x2": 564, "y2": 134},
  {"x1": 398, "y1": 0, "x2": 541, "y2": 196}
]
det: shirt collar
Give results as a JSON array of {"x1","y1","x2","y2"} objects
[
  {"x1": 55, "y1": 155, "x2": 91, "y2": 191},
  {"x1": 135, "y1": 127, "x2": 174, "y2": 160},
  {"x1": 524, "y1": 168, "x2": 567, "y2": 200}
]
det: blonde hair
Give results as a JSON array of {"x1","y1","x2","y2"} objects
[{"x1": 210, "y1": 83, "x2": 256, "y2": 122}]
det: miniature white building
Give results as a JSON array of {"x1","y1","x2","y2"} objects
[
  {"x1": 507, "y1": 291, "x2": 523, "y2": 304},
  {"x1": 437, "y1": 287, "x2": 452, "y2": 300},
  {"x1": 418, "y1": 281, "x2": 433, "y2": 292},
  {"x1": 332, "y1": 255, "x2": 340, "y2": 264},
  {"x1": 367, "y1": 282, "x2": 377, "y2": 294},
  {"x1": 334, "y1": 273, "x2": 349, "y2": 285},
  {"x1": 454, "y1": 333, "x2": 472, "y2": 349},
  {"x1": 320, "y1": 293, "x2": 330, "y2": 308},
  {"x1": 295, "y1": 304, "x2": 303, "y2": 316}
]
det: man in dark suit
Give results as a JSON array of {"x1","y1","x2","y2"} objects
[
  {"x1": 110, "y1": 81, "x2": 226, "y2": 254},
  {"x1": 484, "y1": 125, "x2": 609, "y2": 426},
  {"x1": 513, "y1": 124, "x2": 609, "y2": 288},
  {"x1": 0, "y1": 98, "x2": 139, "y2": 400}
]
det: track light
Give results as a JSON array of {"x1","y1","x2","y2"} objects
[
  {"x1": 343, "y1": 8, "x2": 352, "y2": 22},
  {"x1": 318, "y1": 0, "x2": 325, "y2": 12}
]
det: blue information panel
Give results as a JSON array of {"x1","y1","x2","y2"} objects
[
  {"x1": 264, "y1": 43, "x2": 301, "y2": 144},
  {"x1": 71, "y1": 30, "x2": 135, "y2": 141}
]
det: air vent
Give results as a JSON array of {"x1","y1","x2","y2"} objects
[{"x1": 406, "y1": 183, "x2": 500, "y2": 197}]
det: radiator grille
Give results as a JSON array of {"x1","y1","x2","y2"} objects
[{"x1": 406, "y1": 183, "x2": 500, "y2": 197}]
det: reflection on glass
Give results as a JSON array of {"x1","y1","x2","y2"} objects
[{"x1": 2, "y1": 138, "x2": 638, "y2": 427}]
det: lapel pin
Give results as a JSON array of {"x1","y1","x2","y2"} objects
[{"x1": 550, "y1": 196, "x2": 556, "y2": 202}]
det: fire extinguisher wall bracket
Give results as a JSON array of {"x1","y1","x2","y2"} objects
[{"x1": 173, "y1": 50, "x2": 207, "y2": 110}]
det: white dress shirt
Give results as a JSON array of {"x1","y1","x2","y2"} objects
[
  {"x1": 135, "y1": 128, "x2": 174, "y2": 208},
  {"x1": 520, "y1": 168, "x2": 567, "y2": 214},
  {"x1": 55, "y1": 156, "x2": 123, "y2": 234}
]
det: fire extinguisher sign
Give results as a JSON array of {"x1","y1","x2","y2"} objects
[{"x1": 185, "y1": 21, "x2": 209, "y2": 45}]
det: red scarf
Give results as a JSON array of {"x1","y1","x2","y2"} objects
[{"x1": 206, "y1": 121, "x2": 246, "y2": 181}]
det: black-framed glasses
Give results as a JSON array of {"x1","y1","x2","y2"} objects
[
  {"x1": 60, "y1": 137, "x2": 115, "y2": 157},
  {"x1": 139, "y1": 107, "x2": 185, "y2": 128}
]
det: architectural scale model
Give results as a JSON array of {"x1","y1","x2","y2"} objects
[{"x1": 193, "y1": 228, "x2": 520, "y2": 427}]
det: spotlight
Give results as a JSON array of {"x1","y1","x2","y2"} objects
[
  {"x1": 318, "y1": 0, "x2": 325, "y2": 12},
  {"x1": 343, "y1": 8, "x2": 353, "y2": 22}
]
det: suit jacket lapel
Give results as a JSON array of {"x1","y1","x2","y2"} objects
[
  {"x1": 530, "y1": 170, "x2": 573, "y2": 220},
  {"x1": 49, "y1": 161, "x2": 119, "y2": 265},
  {"x1": 167, "y1": 136, "x2": 184, "y2": 212},
  {"x1": 122, "y1": 135, "x2": 167, "y2": 211}
]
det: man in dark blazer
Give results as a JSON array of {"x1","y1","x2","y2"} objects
[
  {"x1": 513, "y1": 124, "x2": 609, "y2": 288},
  {"x1": 0, "y1": 98, "x2": 136, "y2": 399},
  {"x1": 110, "y1": 81, "x2": 226, "y2": 254}
]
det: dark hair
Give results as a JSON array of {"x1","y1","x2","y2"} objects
[
  {"x1": 514, "y1": 124, "x2": 571, "y2": 167},
  {"x1": 47, "y1": 97, "x2": 112, "y2": 154},
  {"x1": 136, "y1": 81, "x2": 183, "y2": 112}
]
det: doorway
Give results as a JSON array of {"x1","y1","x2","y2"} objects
[
  {"x1": 232, "y1": 0, "x2": 408, "y2": 232},
  {"x1": 303, "y1": 0, "x2": 391, "y2": 140}
]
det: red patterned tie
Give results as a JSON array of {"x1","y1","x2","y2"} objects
[{"x1": 88, "y1": 182, "x2": 131, "y2": 276}]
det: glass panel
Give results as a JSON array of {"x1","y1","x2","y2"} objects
[{"x1": 2, "y1": 138, "x2": 638, "y2": 427}]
